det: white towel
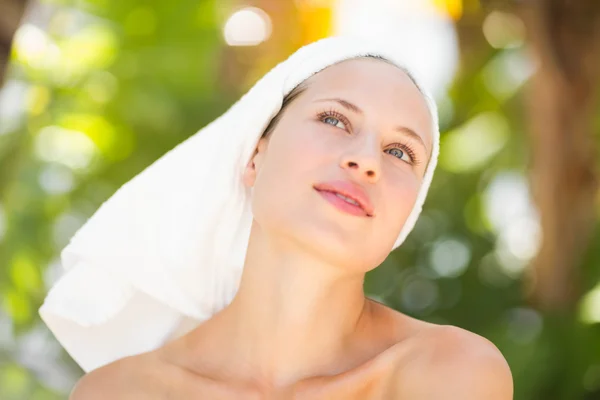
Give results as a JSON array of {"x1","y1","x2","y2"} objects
[{"x1": 39, "y1": 35, "x2": 440, "y2": 373}]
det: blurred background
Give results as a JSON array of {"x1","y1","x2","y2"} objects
[{"x1": 0, "y1": 0, "x2": 599, "y2": 399}]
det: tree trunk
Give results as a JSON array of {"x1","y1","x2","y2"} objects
[
  {"x1": 519, "y1": 0, "x2": 600, "y2": 312},
  {"x1": 0, "y1": 0, "x2": 29, "y2": 87}
]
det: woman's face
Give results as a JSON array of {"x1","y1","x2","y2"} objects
[{"x1": 244, "y1": 58, "x2": 434, "y2": 272}]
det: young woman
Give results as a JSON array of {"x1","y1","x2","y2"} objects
[{"x1": 41, "y1": 37, "x2": 513, "y2": 399}]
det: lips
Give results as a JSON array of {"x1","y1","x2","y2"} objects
[{"x1": 313, "y1": 180, "x2": 375, "y2": 217}]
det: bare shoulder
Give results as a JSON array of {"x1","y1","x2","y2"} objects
[
  {"x1": 390, "y1": 323, "x2": 513, "y2": 400},
  {"x1": 69, "y1": 351, "x2": 182, "y2": 400}
]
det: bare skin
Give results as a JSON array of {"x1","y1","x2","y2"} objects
[
  {"x1": 70, "y1": 304, "x2": 511, "y2": 399},
  {"x1": 70, "y1": 58, "x2": 513, "y2": 399}
]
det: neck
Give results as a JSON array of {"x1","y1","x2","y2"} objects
[{"x1": 183, "y1": 222, "x2": 372, "y2": 388}]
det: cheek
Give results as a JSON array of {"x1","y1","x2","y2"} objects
[
  {"x1": 385, "y1": 171, "x2": 422, "y2": 226},
  {"x1": 267, "y1": 129, "x2": 319, "y2": 181},
  {"x1": 263, "y1": 121, "x2": 330, "y2": 182},
  {"x1": 251, "y1": 125, "x2": 321, "y2": 220}
]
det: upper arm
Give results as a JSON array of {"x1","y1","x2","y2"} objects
[{"x1": 392, "y1": 325, "x2": 514, "y2": 400}]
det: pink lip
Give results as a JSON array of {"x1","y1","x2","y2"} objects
[{"x1": 313, "y1": 180, "x2": 375, "y2": 217}]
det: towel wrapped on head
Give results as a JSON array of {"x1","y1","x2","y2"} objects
[{"x1": 39, "y1": 35, "x2": 440, "y2": 373}]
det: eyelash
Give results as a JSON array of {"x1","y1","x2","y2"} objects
[{"x1": 316, "y1": 108, "x2": 421, "y2": 166}]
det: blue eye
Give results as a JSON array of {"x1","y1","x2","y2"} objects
[
  {"x1": 323, "y1": 116, "x2": 347, "y2": 130},
  {"x1": 387, "y1": 148, "x2": 404, "y2": 158},
  {"x1": 385, "y1": 146, "x2": 413, "y2": 163},
  {"x1": 317, "y1": 110, "x2": 350, "y2": 131}
]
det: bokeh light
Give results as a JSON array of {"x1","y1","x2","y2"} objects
[
  {"x1": 224, "y1": 7, "x2": 272, "y2": 46},
  {"x1": 482, "y1": 10, "x2": 525, "y2": 49}
]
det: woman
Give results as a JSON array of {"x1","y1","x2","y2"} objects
[{"x1": 41, "y1": 37, "x2": 513, "y2": 399}]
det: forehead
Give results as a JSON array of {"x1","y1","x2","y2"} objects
[
  {"x1": 301, "y1": 58, "x2": 434, "y2": 151},
  {"x1": 307, "y1": 58, "x2": 421, "y2": 95}
]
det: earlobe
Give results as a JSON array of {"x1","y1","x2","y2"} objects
[
  {"x1": 242, "y1": 155, "x2": 257, "y2": 188},
  {"x1": 242, "y1": 137, "x2": 268, "y2": 188}
]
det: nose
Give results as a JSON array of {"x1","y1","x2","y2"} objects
[{"x1": 340, "y1": 135, "x2": 381, "y2": 183}]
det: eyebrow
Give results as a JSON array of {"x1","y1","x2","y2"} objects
[{"x1": 316, "y1": 97, "x2": 430, "y2": 153}]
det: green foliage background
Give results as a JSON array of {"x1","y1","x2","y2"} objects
[{"x1": 0, "y1": 0, "x2": 599, "y2": 399}]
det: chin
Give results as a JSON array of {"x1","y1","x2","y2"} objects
[
  {"x1": 285, "y1": 215, "x2": 391, "y2": 271},
  {"x1": 254, "y1": 196, "x2": 395, "y2": 270}
]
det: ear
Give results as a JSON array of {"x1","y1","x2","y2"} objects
[{"x1": 242, "y1": 136, "x2": 269, "y2": 188}]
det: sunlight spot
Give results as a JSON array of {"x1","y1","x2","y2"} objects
[
  {"x1": 0, "y1": 80, "x2": 28, "y2": 135},
  {"x1": 59, "y1": 25, "x2": 118, "y2": 79},
  {"x1": 224, "y1": 7, "x2": 272, "y2": 46},
  {"x1": 429, "y1": 237, "x2": 471, "y2": 278},
  {"x1": 484, "y1": 172, "x2": 540, "y2": 277},
  {"x1": 39, "y1": 163, "x2": 74, "y2": 195},
  {"x1": 482, "y1": 11, "x2": 525, "y2": 49},
  {"x1": 439, "y1": 112, "x2": 509, "y2": 173},
  {"x1": 482, "y1": 48, "x2": 535, "y2": 100},
  {"x1": 401, "y1": 276, "x2": 438, "y2": 314},
  {"x1": 494, "y1": 245, "x2": 527, "y2": 278},
  {"x1": 500, "y1": 216, "x2": 541, "y2": 262},
  {"x1": 484, "y1": 172, "x2": 536, "y2": 233},
  {"x1": 579, "y1": 283, "x2": 600, "y2": 324},
  {"x1": 12, "y1": 23, "x2": 61, "y2": 69},
  {"x1": 34, "y1": 126, "x2": 98, "y2": 170}
]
